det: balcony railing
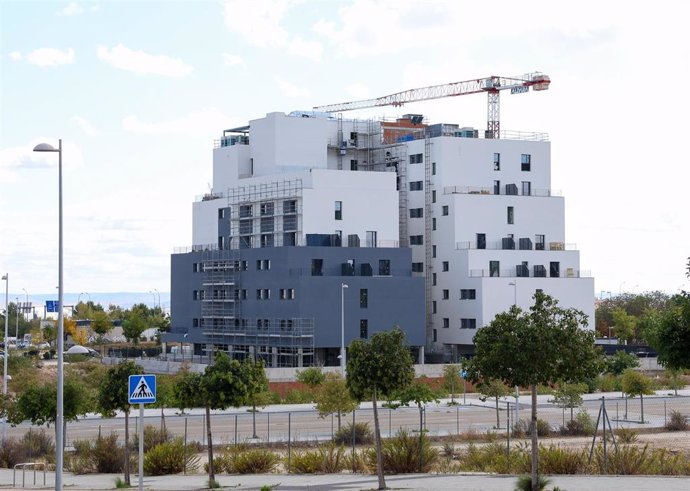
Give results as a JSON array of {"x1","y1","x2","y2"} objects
[
  {"x1": 469, "y1": 268, "x2": 591, "y2": 278},
  {"x1": 456, "y1": 241, "x2": 577, "y2": 251},
  {"x1": 444, "y1": 185, "x2": 561, "y2": 197}
]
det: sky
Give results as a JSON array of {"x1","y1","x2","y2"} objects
[{"x1": 1, "y1": 0, "x2": 689, "y2": 306}]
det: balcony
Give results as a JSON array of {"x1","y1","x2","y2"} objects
[
  {"x1": 457, "y1": 241, "x2": 577, "y2": 251},
  {"x1": 444, "y1": 185, "x2": 561, "y2": 197},
  {"x1": 469, "y1": 268, "x2": 591, "y2": 278}
]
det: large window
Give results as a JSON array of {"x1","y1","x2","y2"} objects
[
  {"x1": 460, "y1": 289, "x2": 476, "y2": 300},
  {"x1": 239, "y1": 204, "x2": 253, "y2": 218},
  {"x1": 409, "y1": 181, "x2": 423, "y2": 191},
  {"x1": 412, "y1": 262, "x2": 424, "y2": 273},
  {"x1": 507, "y1": 206, "x2": 514, "y2": 224},
  {"x1": 366, "y1": 230, "x2": 377, "y2": 247},
  {"x1": 260, "y1": 202, "x2": 274, "y2": 216},
  {"x1": 442, "y1": 205, "x2": 449, "y2": 216},
  {"x1": 461, "y1": 318, "x2": 477, "y2": 329},
  {"x1": 311, "y1": 259, "x2": 323, "y2": 276},
  {"x1": 409, "y1": 208, "x2": 423, "y2": 218},
  {"x1": 410, "y1": 153, "x2": 423, "y2": 164},
  {"x1": 443, "y1": 318, "x2": 450, "y2": 328},
  {"x1": 360, "y1": 289, "x2": 368, "y2": 308},
  {"x1": 378, "y1": 259, "x2": 391, "y2": 276},
  {"x1": 535, "y1": 234, "x2": 545, "y2": 250},
  {"x1": 410, "y1": 235, "x2": 423, "y2": 245},
  {"x1": 283, "y1": 200, "x2": 297, "y2": 214},
  {"x1": 477, "y1": 233, "x2": 486, "y2": 249},
  {"x1": 550, "y1": 261, "x2": 560, "y2": 278},
  {"x1": 280, "y1": 288, "x2": 295, "y2": 300},
  {"x1": 256, "y1": 259, "x2": 270, "y2": 270},
  {"x1": 521, "y1": 154, "x2": 531, "y2": 171},
  {"x1": 256, "y1": 289, "x2": 270, "y2": 300},
  {"x1": 490, "y1": 260, "x2": 500, "y2": 277},
  {"x1": 335, "y1": 201, "x2": 343, "y2": 220}
]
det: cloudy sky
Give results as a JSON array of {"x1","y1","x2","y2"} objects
[{"x1": 1, "y1": 0, "x2": 689, "y2": 301}]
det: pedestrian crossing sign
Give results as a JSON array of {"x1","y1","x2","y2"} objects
[{"x1": 128, "y1": 374, "x2": 156, "y2": 404}]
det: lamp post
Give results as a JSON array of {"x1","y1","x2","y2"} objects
[
  {"x1": 2, "y1": 273, "x2": 8, "y2": 443},
  {"x1": 154, "y1": 289, "x2": 161, "y2": 310},
  {"x1": 508, "y1": 280, "x2": 518, "y2": 422},
  {"x1": 21, "y1": 288, "x2": 29, "y2": 321},
  {"x1": 340, "y1": 283, "x2": 348, "y2": 377},
  {"x1": 33, "y1": 139, "x2": 64, "y2": 491},
  {"x1": 15, "y1": 297, "x2": 19, "y2": 348},
  {"x1": 148, "y1": 290, "x2": 156, "y2": 308}
]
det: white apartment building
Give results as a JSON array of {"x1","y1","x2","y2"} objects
[{"x1": 188, "y1": 110, "x2": 593, "y2": 360}]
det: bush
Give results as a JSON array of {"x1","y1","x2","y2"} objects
[
  {"x1": 144, "y1": 438, "x2": 199, "y2": 475},
  {"x1": 539, "y1": 444, "x2": 588, "y2": 474},
  {"x1": 514, "y1": 474, "x2": 551, "y2": 491},
  {"x1": 22, "y1": 429, "x2": 55, "y2": 462},
  {"x1": 343, "y1": 449, "x2": 369, "y2": 473},
  {"x1": 282, "y1": 389, "x2": 313, "y2": 404},
  {"x1": 512, "y1": 418, "x2": 551, "y2": 437},
  {"x1": 232, "y1": 448, "x2": 280, "y2": 474},
  {"x1": 666, "y1": 410, "x2": 689, "y2": 431},
  {"x1": 66, "y1": 432, "x2": 125, "y2": 474},
  {"x1": 615, "y1": 427, "x2": 639, "y2": 443},
  {"x1": 597, "y1": 374, "x2": 621, "y2": 392},
  {"x1": 289, "y1": 449, "x2": 323, "y2": 473},
  {"x1": 134, "y1": 425, "x2": 171, "y2": 453},
  {"x1": 334, "y1": 422, "x2": 373, "y2": 445},
  {"x1": 559, "y1": 410, "x2": 595, "y2": 436},
  {"x1": 366, "y1": 429, "x2": 438, "y2": 473},
  {"x1": 319, "y1": 443, "x2": 347, "y2": 473},
  {"x1": 0, "y1": 438, "x2": 27, "y2": 468}
]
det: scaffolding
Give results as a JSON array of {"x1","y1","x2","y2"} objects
[{"x1": 423, "y1": 131, "x2": 434, "y2": 348}]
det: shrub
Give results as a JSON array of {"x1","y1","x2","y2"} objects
[
  {"x1": 559, "y1": 410, "x2": 595, "y2": 436},
  {"x1": 367, "y1": 429, "x2": 438, "y2": 473},
  {"x1": 457, "y1": 442, "x2": 520, "y2": 474},
  {"x1": 134, "y1": 425, "x2": 171, "y2": 453},
  {"x1": 514, "y1": 474, "x2": 551, "y2": 491},
  {"x1": 441, "y1": 442, "x2": 455, "y2": 459},
  {"x1": 144, "y1": 438, "x2": 199, "y2": 475},
  {"x1": 591, "y1": 444, "x2": 653, "y2": 475},
  {"x1": 538, "y1": 444, "x2": 588, "y2": 474},
  {"x1": 597, "y1": 374, "x2": 621, "y2": 392},
  {"x1": 232, "y1": 448, "x2": 280, "y2": 474},
  {"x1": 0, "y1": 438, "x2": 27, "y2": 468},
  {"x1": 665, "y1": 410, "x2": 689, "y2": 431},
  {"x1": 282, "y1": 389, "x2": 313, "y2": 404},
  {"x1": 319, "y1": 443, "x2": 347, "y2": 473},
  {"x1": 615, "y1": 427, "x2": 639, "y2": 444},
  {"x1": 92, "y1": 433, "x2": 125, "y2": 473},
  {"x1": 343, "y1": 449, "x2": 369, "y2": 473},
  {"x1": 512, "y1": 418, "x2": 551, "y2": 437},
  {"x1": 334, "y1": 422, "x2": 373, "y2": 445},
  {"x1": 289, "y1": 449, "x2": 323, "y2": 473}
]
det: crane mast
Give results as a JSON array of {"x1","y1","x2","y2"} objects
[{"x1": 313, "y1": 72, "x2": 550, "y2": 138}]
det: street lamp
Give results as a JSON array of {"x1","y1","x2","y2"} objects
[
  {"x1": 15, "y1": 297, "x2": 19, "y2": 348},
  {"x1": 154, "y1": 289, "x2": 161, "y2": 310},
  {"x1": 2, "y1": 273, "x2": 8, "y2": 443},
  {"x1": 507, "y1": 280, "x2": 518, "y2": 421},
  {"x1": 33, "y1": 139, "x2": 65, "y2": 491},
  {"x1": 340, "y1": 283, "x2": 348, "y2": 377},
  {"x1": 148, "y1": 290, "x2": 156, "y2": 308}
]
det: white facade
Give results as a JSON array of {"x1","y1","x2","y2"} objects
[{"x1": 194, "y1": 110, "x2": 593, "y2": 355}]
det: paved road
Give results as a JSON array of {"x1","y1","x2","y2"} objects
[{"x1": 2, "y1": 469, "x2": 690, "y2": 491}]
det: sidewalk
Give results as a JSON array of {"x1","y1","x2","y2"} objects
[{"x1": 2, "y1": 470, "x2": 690, "y2": 491}]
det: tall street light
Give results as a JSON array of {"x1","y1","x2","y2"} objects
[
  {"x1": 2, "y1": 273, "x2": 8, "y2": 443},
  {"x1": 22, "y1": 288, "x2": 29, "y2": 321},
  {"x1": 33, "y1": 140, "x2": 64, "y2": 491},
  {"x1": 340, "y1": 283, "x2": 348, "y2": 377},
  {"x1": 15, "y1": 297, "x2": 19, "y2": 348},
  {"x1": 154, "y1": 288, "x2": 161, "y2": 310}
]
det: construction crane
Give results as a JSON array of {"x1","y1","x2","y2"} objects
[{"x1": 313, "y1": 72, "x2": 550, "y2": 138}]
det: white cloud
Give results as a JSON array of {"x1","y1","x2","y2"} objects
[
  {"x1": 345, "y1": 83, "x2": 371, "y2": 99},
  {"x1": 274, "y1": 76, "x2": 309, "y2": 98},
  {"x1": 223, "y1": 0, "x2": 292, "y2": 47},
  {"x1": 287, "y1": 36, "x2": 323, "y2": 61},
  {"x1": 26, "y1": 48, "x2": 75, "y2": 66},
  {"x1": 0, "y1": 139, "x2": 84, "y2": 182},
  {"x1": 97, "y1": 44, "x2": 193, "y2": 77},
  {"x1": 72, "y1": 116, "x2": 98, "y2": 136},
  {"x1": 222, "y1": 53, "x2": 245, "y2": 67},
  {"x1": 122, "y1": 108, "x2": 240, "y2": 136},
  {"x1": 60, "y1": 2, "x2": 84, "y2": 16},
  {"x1": 9, "y1": 51, "x2": 22, "y2": 61}
]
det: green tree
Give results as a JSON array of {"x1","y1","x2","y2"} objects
[
  {"x1": 466, "y1": 292, "x2": 601, "y2": 491},
  {"x1": 442, "y1": 364, "x2": 462, "y2": 403},
  {"x1": 199, "y1": 353, "x2": 258, "y2": 482},
  {"x1": 478, "y1": 379, "x2": 510, "y2": 429},
  {"x1": 648, "y1": 292, "x2": 690, "y2": 371},
  {"x1": 612, "y1": 308, "x2": 637, "y2": 343},
  {"x1": 245, "y1": 359, "x2": 269, "y2": 439},
  {"x1": 347, "y1": 327, "x2": 415, "y2": 490},
  {"x1": 621, "y1": 369, "x2": 654, "y2": 422},
  {"x1": 97, "y1": 361, "x2": 141, "y2": 486},
  {"x1": 296, "y1": 366, "x2": 326, "y2": 389},
  {"x1": 388, "y1": 378, "x2": 439, "y2": 435},
  {"x1": 171, "y1": 368, "x2": 203, "y2": 414},
  {"x1": 604, "y1": 350, "x2": 640, "y2": 375},
  {"x1": 550, "y1": 382, "x2": 587, "y2": 421},
  {"x1": 314, "y1": 372, "x2": 358, "y2": 430},
  {"x1": 122, "y1": 312, "x2": 147, "y2": 345},
  {"x1": 665, "y1": 368, "x2": 685, "y2": 396},
  {"x1": 91, "y1": 310, "x2": 112, "y2": 337}
]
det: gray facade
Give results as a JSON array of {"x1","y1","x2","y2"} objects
[{"x1": 164, "y1": 245, "x2": 424, "y2": 367}]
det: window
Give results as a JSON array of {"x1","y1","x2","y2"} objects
[
  {"x1": 494, "y1": 180, "x2": 501, "y2": 195},
  {"x1": 410, "y1": 153, "x2": 423, "y2": 164},
  {"x1": 432, "y1": 190, "x2": 436, "y2": 203},
  {"x1": 550, "y1": 261, "x2": 560, "y2": 278},
  {"x1": 477, "y1": 233, "x2": 486, "y2": 249},
  {"x1": 507, "y1": 206, "x2": 514, "y2": 224},
  {"x1": 432, "y1": 301, "x2": 437, "y2": 314},
  {"x1": 256, "y1": 259, "x2": 271, "y2": 270},
  {"x1": 193, "y1": 290, "x2": 199, "y2": 301},
  {"x1": 443, "y1": 318, "x2": 450, "y2": 328},
  {"x1": 410, "y1": 235, "x2": 424, "y2": 245},
  {"x1": 522, "y1": 181, "x2": 531, "y2": 196},
  {"x1": 360, "y1": 319, "x2": 369, "y2": 339},
  {"x1": 521, "y1": 154, "x2": 531, "y2": 171},
  {"x1": 239, "y1": 219, "x2": 252, "y2": 235},
  {"x1": 366, "y1": 230, "x2": 377, "y2": 247},
  {"x1": 432, "y1": 273, "x2": 437, "y2": 286},
  {"x1": 241, "y1": 289, "x2": 247, "y2": 300},
  {"x1": 260, "y1": 202, "x2": 274, "y2": 216},
  {"x1": 409, "y1": 181, "x2": 423, "y2": 191},
  {"x1": 335, "y1": 201, "x2": 343, "y2": 220},
  {"x1": 261, "y1": 216, "x2": 274, "y2": 233},
  {"x1": 239, "y1": 204, "x2": 253, "y2": 218},
  {"x1": 412, "y1": 262, "x2": 424, "y2": 273},
  {"x1": 360, "y1": 289, "x2": 368, "y2": 308},
  {"x1": 442, "y1": 289, "x2": 449, "y2": 300},
  {"x1": 432, "y1": 162, "x2": 436, "y2": 175},
  {"x1": 193, "y1": 318, "x2": 199, "y2": 328},
  {"x1": 256, "y1": 289, "x2": 270, "y2": 300},
  {"x1": 432, "y1": 245, "x2": 437, "y2": 258},
  {"x1": 517, "y1": 261, "x2": 529, "y2": 277},
  {"x1": 460, "y1": 289, "x2": 476, "y2": 300},
  {"x1": 283, "y1": 199, "x2": 297, "y2": 214},
  {"x1": 442, "y1": 261, "x2": 449, "y2": 272},
  {"x1": 283, "y1": 214, "x2": 297, "y2": 231},
  {"x1": 334, "y1": 230, "x2": 342, "y2": 246},
  {"x1": 490, "y1": 260, "x2": 500, "y2": 277},
  {"x1": 311, "y1": 259, "x2": 323, "y2": 276},
  {"x1": 378, "y1": 259, "x2": 391, "y2": 276},
  {"x1": 280, "y1": 288, "x2": 295, "y2": 300},
  {"x1": 432, "y1": 218, "x2": 437, "y2": 230},
  {"x1": 493, "y1": 153, "x2": 500, "y2": 171},
  {"x1": 240, "y1": 260, "x2": 247, "y2": 271},
  {"x1": 409, "y1": 208, "x2": 423, "y2": 218},
  {"x1": 350, "y1": 159, "x2": 358, "y2": 171},
  {"x1": 218, "y1": 208, "x2": 225, "y2": 219},
  {"x1": 192, "y1": 262, "x2": 200, "y2": 273},
  {"x1": 433, "y1": 329, "x2": 437, "y2": 342},
  {"x1": 535, "y1": 234, "x2": 545, "y2": 250},
  {"x1": 260, "y1": 234, "x2": 274, "y2": 248},
  {"x1": 461, "y1": 318, "x2": 477, "y2": 329},
  {"x1": 442, "y1": 205, "x2": 449, "y2": 216}
]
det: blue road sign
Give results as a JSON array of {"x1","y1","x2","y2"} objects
[
  {"x1": 46, "y1": 300, "x2": 58, "y2": 313},
  {"x1": 128, "y1": 374, "x2": 156, "y2": 404},
  {"x1": 460, "y1": 369, "x2": 468, "y2": 379}
]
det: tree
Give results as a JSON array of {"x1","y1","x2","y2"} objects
[
  {"x1": 244, "y1": 359, "x2": 269, "y2": 439},
  {"x1": 648, "y1": 292, "x2": 690, "y2": 371},
  {"x1": 612, "y1": 308, "x2": 636, "y2": 343},
  {"x1": 347, "y1": 327, "x2": 415, "y2": 490},
  {"x1": 621, "y1": 369, "x2": 654, "y2": 423},
  {"x1": 314, "y1": 372, "x2": 358, "y2": 430},
  {"x1": 97, "y1": 361, "x2": 141, "y2": 486},
  {"x1": 467, "y1": 292, "x2": 601, "y2": 491},
  {"x1": 199, "y1": 353, "x2": 258, "y2": 483},
  {"x1": 665, "y1": 368, "x2": 685, "y2": 396},
  {"x1": 91, "y1": 310, "x2": 112, "y2": 337},
  {"x1": 296, "y1": 366, "x2": 326, "y2": 390},
  {"x1": 172, "y1": 367, "x2": 203, "y2": 414},
  {"x1": 550, "y1": 382, "x2": 587, "y2": 422},
  {"x1": 122, "y1": 312, "x2": 147, "y2": 345},
  {"x1": 478, "y1": 379, "x2": 510, "y2": 428},
  {"x1": 441, "y1": 364, "x2": 462, "y2": 403},
  {"x1": 604, "y1": 350, "x2": 640, "y2": 376}
]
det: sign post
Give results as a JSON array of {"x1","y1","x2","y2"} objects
[
  {"x1": 460, "y1": 369, "x2": 468, "y2": 405},
  {"x1": 129, "y1": 375, "x2": 156, "y2": 491}
]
